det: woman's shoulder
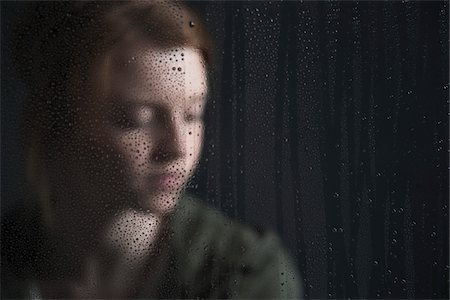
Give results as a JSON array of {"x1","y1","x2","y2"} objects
[
  {"x1": 172, "y1": 195, "x2": 284, "y2": 261},
  {"x1": 168, "y1": 194, "x2": 303, "y2": 298}
]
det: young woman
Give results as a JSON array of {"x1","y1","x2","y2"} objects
[{"x1": 2, "y1": 1, "x2": 302, "y2": 298}]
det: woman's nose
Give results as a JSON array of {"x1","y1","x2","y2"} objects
[{"x1": 151, "y1": 116, "x2": 185, "y2": 163}]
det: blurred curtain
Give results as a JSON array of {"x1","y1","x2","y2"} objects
[{"x1": 189, "y1": 1, "x2": 449, "y2": 299}]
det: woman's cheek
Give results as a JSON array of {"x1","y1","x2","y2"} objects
[{"x1": 112, "y1": 130, "x2": 153, "y2": 173}]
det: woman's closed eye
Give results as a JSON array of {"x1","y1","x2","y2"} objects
[
  {"x1": 185, "y1": 104, "x2": 205, "y2": 122},
  {"x1": 135, "y1": 106, "x2": 156, "y2": 126},
  {"x1": 111, "y1": 105, "x2": 156, "y2": 129},
  {"x1": 184, "y1": 112, "x2": 203, "y2": 122}
]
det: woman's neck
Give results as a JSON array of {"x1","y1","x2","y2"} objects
[{"x1": 103, "y1": 208, "x2": 164, "y2": 263}]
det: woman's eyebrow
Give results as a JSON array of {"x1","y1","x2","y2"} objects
[
  {"x1": 108, "y1": 94, "x2": 206, "y2": 109},
  {"x1": 109, "y1": 97, "x2": 158, "y2": 108}
]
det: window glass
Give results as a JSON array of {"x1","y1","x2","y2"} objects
[{"x1": 1, "y1": 1, "x2": 448, "y2": 299}]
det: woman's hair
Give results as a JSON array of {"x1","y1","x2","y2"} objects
[{"x1": 13, "y1": 0, "x2": 214, "y2": 221}]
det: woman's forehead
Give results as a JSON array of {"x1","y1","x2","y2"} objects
[{"x1": 94, "y1": 45, "x2": 208, "y2": 107}]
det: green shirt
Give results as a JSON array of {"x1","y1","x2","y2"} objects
[{"x1": 2, "y1": 195, "x2": 303, "y2": 298}]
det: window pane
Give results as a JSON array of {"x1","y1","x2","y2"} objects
[{"x1": 2, "y1": 1, "x2": 448, "y2": 299}]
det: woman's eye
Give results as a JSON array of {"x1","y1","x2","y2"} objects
[
  {"x1": 135, "y1": 107, "x2": 156, "y2": 126},
  {"x1": 185, "y1": 104, "x2": 204, "y2": 122},
  {"x1": 185, "y1": 113, "x2": 203, "y2": 122},
  {"x1": 111, "y1": 106, "x2": 156, "y2": 129}
]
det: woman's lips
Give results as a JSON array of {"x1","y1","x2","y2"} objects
[{"x1": 147, "y1": 172, "x2": 184, "y2": 190}]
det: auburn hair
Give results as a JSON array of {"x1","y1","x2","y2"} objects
[{"x1": 13, "y1": 0, "x2": 214, "y2": 223}]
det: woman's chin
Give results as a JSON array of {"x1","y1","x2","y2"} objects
[{"x1": 137, "y1": 191, "x2": 182, "y2": 215}]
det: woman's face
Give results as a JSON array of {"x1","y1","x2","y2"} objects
[{"x1": 81, "y1": 44, "x2": 207, "y2": 214}]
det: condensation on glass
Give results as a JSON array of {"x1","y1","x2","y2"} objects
[{"x1": 2, "y1": 1, "x2": 448, "y2": 299}]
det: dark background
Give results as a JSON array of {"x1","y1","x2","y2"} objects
[{"x1": 2, "y1": 1, "x2": 448, "y2": 299}]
